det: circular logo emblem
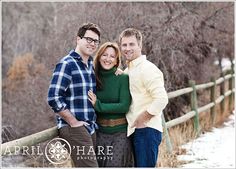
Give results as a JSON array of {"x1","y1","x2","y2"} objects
[{"x1": 45, "y1": 138, "x2": 71, "y2": 164}]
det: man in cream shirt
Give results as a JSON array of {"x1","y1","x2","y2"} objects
[{"x1": 119, "y1": 28, "x2": 168, "y2": 167}]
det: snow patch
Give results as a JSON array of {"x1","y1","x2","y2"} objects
[
  {"x1": 178, "y1": 112, "x2": 235, "y2": 168},
  {"x1": 214, "y1": 58, "x2": 234, "y2": 72}
]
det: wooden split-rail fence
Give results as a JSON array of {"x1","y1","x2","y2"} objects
[{"x1": 1, "y1": 67, "x2": 235, "y2": 155}]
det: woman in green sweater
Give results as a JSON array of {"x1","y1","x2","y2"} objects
[{"x1": 88, "y1": 42, "x2": 134, "y2": 167}]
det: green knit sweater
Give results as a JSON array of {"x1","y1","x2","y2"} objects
[{"x1": 94, "y1": 67, "x2": 131, "y2": 134}]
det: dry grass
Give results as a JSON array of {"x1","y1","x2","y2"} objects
[{"x1": 157, "y1": 97, "x2": 234, "y2": 167}]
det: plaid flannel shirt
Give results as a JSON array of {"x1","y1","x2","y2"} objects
[{"x1": 47, "y1": 50, "x2": 98, "y2": 135}]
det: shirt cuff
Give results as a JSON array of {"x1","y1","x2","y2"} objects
[
  {"x1": 147, "y1": 106, "x2": 162, "y2": 116},
  {"x1": 53, "y1": 103, "x2": 67, "y2": 113}
]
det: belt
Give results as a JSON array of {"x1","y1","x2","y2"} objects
[{"x1": 97, "y1": 117, "x2": 127, "y2": 127}]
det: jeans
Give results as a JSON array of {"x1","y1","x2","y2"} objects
[{"x1": 132, "y1": 127, "x2": 162, "y2": 167}]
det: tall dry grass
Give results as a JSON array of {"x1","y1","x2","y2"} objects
[{"x1": 157, "y1": 97, "x2": 234, "y2": 167}]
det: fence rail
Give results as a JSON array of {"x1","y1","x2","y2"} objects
[{"x1": 1, "y1": 70, "x2": 235, "y2": 156}]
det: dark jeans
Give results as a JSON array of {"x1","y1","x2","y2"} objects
[
  {"x1": 132, "y1": 127, "x2": 162, "y2": 167},
  {"x1": 59, "y1": 126, "x2": 98, "y2": 167}
]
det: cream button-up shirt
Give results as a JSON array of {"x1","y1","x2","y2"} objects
[{"x1": 125, "y1": 55, "x2": 168, "y2": 136}]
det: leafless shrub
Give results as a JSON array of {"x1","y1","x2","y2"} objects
[
  {"x1": 2, "y1": 53, "x2": 55, "y2": 138},
  {"x1": 2, "y1": 2, "x2": 234, "y2": 136}
]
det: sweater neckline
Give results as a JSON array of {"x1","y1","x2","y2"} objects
[{"x1": 99, "y1": 67, "x2": 117, "y2": 77}]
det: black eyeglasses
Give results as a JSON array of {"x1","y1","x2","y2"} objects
[{"x1": 82, "y1": 36, "x2": 100, "y2": 45}]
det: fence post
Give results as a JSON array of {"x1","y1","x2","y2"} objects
[
  {"x1": 189, "y1": 80, "x2": 200, "y2": 136},
  {"x1": 220, "y1": 72, "x2": 225, "y2": 114},
  {"x1": 210, "y1": 77, "x2": 216, "y2": 125},
  {"x1": 161, "y1": 114, "x2": 173, "y2": 153},
  {"x1": 230, "y1": 61, "x2": 235, "y2": 111},
  {"x1": 229, "y1": 74, "x2": 233, "y2": 112}
]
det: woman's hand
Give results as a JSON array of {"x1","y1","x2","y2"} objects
[
  {"x1": 88, "y1": 90, "x2": 97, "y2": 106},
  {"x1": 115, "y1": 68, "x2": 124, "y2": 76}
]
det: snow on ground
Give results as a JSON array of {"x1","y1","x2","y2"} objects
[
  {"x1": 178, "y1": 112, "x2": 235, "y2": 168},
  {"x1": 214, "y1": 57, "x2": 234, "y2": 71}
]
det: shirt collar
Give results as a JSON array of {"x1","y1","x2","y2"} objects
[
  {"x1": 128, "y1": 55, "x2": 146, "y2": 68},
  {"x1": 69, "y1": 50, "x2": 93, "y2": 63}
]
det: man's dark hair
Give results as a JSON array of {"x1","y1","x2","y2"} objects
[{"x1": 77, "y1": 23, "x2": 101, "y2": 39}]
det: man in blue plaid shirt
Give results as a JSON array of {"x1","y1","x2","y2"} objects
[{"x1": 47, "y1": 23, "x2": 101, "y2": 167}]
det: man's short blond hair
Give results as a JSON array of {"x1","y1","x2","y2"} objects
[{"x1": 119, "y1": 28, "x2": 142, "y2": 46}]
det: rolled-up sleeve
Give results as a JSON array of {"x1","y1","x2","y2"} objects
[
  {"x1": 142, "y1": 64, "x2": 168, "y2": 116},
  {"x1": 47, "y1": 60, "x2": 72, "y2": 113}
]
